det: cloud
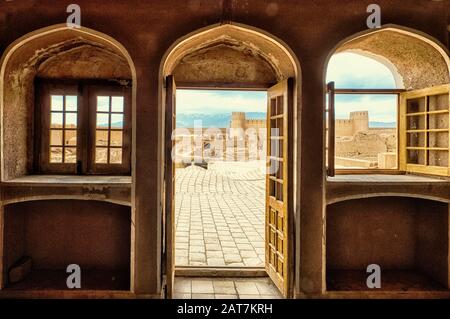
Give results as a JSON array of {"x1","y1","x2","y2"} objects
[
  {"x1": 176, "y1": 90, "x2": 267, "y2": 114},
  {"x1": 327, "y1": 52, "x2": 397, "y2": 89},
  {"x1": 335, "y1": 94, "x2": 397, "y2": 122}
]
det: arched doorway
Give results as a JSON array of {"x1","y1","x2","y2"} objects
[{"x1": 159, "y1": 22, "x2": 301, "y2": 298}]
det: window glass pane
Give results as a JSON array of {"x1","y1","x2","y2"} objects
[
  {"x1": 51, "y1": 112, "x2": 63, "y2": 128},
  {"x1": 111, "y1": 114, "x2": 123, "y2": 129},
  {"x1": 65, "y1": 95, "x2": 78, "y2": 111},
  {"x1": 110, "y1": 148, "x2": 122, "y2": 164},
  {"x1": 111, "y1": 96, "x2": 124, "y2": 112},
  {"x1": 97, "y1": 96, "x2": 110, "y2": 112},
  {"x1": 64, "y1": 147, "x2": 77, "y2": 163},
  {"x1": 96, "y1": 130, "x2": 109, "y2": 146},
  {"x1": 110, "y1": 131, "x2": 123, "y2": 147},
  {"x1": 96, "y1": 113, "x2": 110, "y2": 128},
  {"x1": 95, "y1": 148, "x2": 108, "y2": 163},
  {"x1": 50, "y1": 147, "x2": 63, "y2": 163},
  {"x1": 65, "y1": 113, "x2": 77, "y2": 128},
  {"x1": 65, "y1": 130, "x2": 77, "y2": 146},
  {"x1": 51, "y1": 95, "x2": 63, "y2": 111},
  {"x1": 50, "y1": 130, "x2": 63, "y2": 146}
]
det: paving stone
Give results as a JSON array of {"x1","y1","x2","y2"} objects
[
  {"x1": 175, "y1": 164, "x2": 266, "y2": 267},
  {"x1": 190, "y1": 253, "x2": 206, "y2": 262},
  {"x1": 235, "y1": 282, "x2": 260, "y2": 295},
  {"x1": 173, "y1": 293, "x2": 191, "y2": 299},
  {"x1": 192, "y1": 280, "x2": 214, "y2": 294},
  {"x1": 205, "y1": 243, "x2": 222, "y2": 251},
  {"x1": 215, "y1": 294, "x2": 238, "y2": 299},
  {"x1": 174, "y1": 279, "x2": 191, "y2": 293},
  {"x1": 240, "y1": 250, "x2": 258, "y2": 258},
  {"x1": 192, "y1": 293, "x2": 215, "y2": 299},
  {"x1": 224, "y1": 254, "x2": 242, "y2": 263},
  {"x1": 207, "y1": 258, "x2": 226, "y2": 266}
]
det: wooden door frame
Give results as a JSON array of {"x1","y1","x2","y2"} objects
[{"x1": 163, "y1": 80, "x2": 296, "y2": 299}]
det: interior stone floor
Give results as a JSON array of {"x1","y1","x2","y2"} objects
[
  {"x1": 173, "y1": 277, "x2": 282, "y2": 299},
  {"x1": 175, "y1": 161, "x2": 266, "y2": 267}
]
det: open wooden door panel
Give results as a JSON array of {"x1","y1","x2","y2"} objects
[
  {"x1": 265, "y1": 78, "x2": 293, "y2": 298},
  {"x1": 164, "y1": 75, "x2": 176, "y2": 298}
]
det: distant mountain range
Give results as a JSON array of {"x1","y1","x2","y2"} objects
[
  {"x1": 369, "y1": 122, "x2": 396, "y2": 128},
  {"x1": 176, "y1": 112, "x2": 266, "y2": 128},
  {"x1": 175, "y1": 113, "x2": 396, "y2": 129}
]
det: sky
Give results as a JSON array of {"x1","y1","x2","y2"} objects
[
  {"x1": 176, "y1": 52, "x2": 398, "y2": 125},
  {"x1": 176, "y1": 89, "x2": 267, "y2": 115},
  {"x1": 327, "y1": 52, "x2": 398, "y2": 124}
]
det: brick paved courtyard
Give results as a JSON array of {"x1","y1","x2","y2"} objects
[{"x1": 175, "y1": 161, "x2": 266, "y2": 267}]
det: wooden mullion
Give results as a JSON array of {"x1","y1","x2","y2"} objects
[
  {"x1": 448, "y1": 92, "x2": 450, "y2": 175},
  {"x1": 107, "y1": 96, "x2": 112, "y2": 164},
  {"x1": 327, "y1": 82, "x2": 335, "y2": 177},
  {"x1": 62, "y1": 95, "x2": 66, "y2": 163},
  {"x1": 425, "y1": 96, "x2": 429, "y2": 166}
]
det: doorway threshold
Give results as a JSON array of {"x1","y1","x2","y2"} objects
[{"x1": 175, "y1": 266, "x2": 267, "y2": 277}]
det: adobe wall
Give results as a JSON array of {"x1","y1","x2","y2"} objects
[{"x1": 0, "y1": 0, "x2": 448, "y2": 297}]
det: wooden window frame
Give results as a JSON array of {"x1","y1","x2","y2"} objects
[
  {"x1": 35, "y1": 78, "x2": 131, "y2": 175},
  {"x1": 326, "y1": 84, "x2": 405, "y2": 176}
]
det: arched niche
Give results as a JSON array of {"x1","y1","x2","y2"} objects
[
  {"x1": 325, "y1": 25, "x2": 450, "y2": 90},
  {"x1": 3, "y1": 199, "x2": 131, "y2": 290},
  {"x1": 327, "y1": 196, "x2": 449, "y2": 292},
  {"x1": 0, "y1": 24, "x2": 136, "y2": 181}
]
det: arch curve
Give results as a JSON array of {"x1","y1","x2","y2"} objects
[
  {"x1": 160, "y1": 22, "x2": 300, "y2": 86},
  {"x1": 324, "y1": 24, "x2": 450, "y2": 90},
  {"x1": 2, "y1": 195, "x2": 132, "y2": 207},
  {"x1": 328, "y1": 193, "x2": 450, "y2": 206}
]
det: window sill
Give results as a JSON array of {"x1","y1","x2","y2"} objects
[
  {"x1": 2, "y1": 175, "x2": 132, "y2": 186},
  {"x1": 326, "y1": 174, "x2": 447, "y2": 183}
]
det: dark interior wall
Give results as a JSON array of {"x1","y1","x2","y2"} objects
[
  {"x1": 416, "y1": 200, "x2": 449, "y2": 289},
  {"x1": 3, "y1": 207, "x2": 25, "y2": 281},
  {"x1": 327, "y1": 197, "x2": 449, "y2": 288},
  {"x1": 4, "y1": 200, "x2": 131, "y2": 271},
  {"x1": 0, "y1": 0, "x2": 448, "y2": 295},
  {"x1": 327, "y1": 197, "x2": 417, "y2": 270}
]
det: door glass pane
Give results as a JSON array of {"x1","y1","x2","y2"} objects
[
  {"x1": 51, "y1": 112, "x2": 63, "y2": 128},
  {"x1": 111, "y1": 114, "x2": 123, "y2": 129},
  {"x1": 64, "y1": 148, "x2": 77, "y2": 163},
  {"x1": 65, "y1": 130, "x2": 77, "y2": 146},
  {"x1": 50, "y1": 147, "x2": 63, "y2": 163},
  {"x1": 96, "y1": 113, "x2": 110, "y2": 128},
  {"x1": 95, "y1": 147, "x2": 108, "y2": 163},
  {"x1": 97, "y1": 96, "x2": 110, "y2": 112},
  {"x1": 110, "y1": 130, "x2": 123, "y2": 147},
  {"x1": 65, "y1": 113, "x2": 77, "y2": 128},
  {"x1": 65, "y1": 95, "x2": 78, "y2": 111},
  {"x1": 50, "y1": 130, "x2": 63, "y2": 146},
  {"x1": 96, "y1": 130, "x2": 109, "y2": 146},
  {"x1": 51, "y1": 95, "x2": 63, "y2": 111},
  {"x1": 110, "y1": 148, "x2": 122, "y2": 164},
  {"x1": 111, "y1": 96, "x2": 124, "y2": 112}
]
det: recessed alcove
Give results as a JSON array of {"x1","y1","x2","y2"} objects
[
  {"x1": 3, "y1": 200, "x2": 131, "y2": 291},
  {"x1": 327, "y1": 197, "x2": 449, "y2": 292},
  {"x1": 1, "y1": 27, "x2": 133, "y2": 181}
]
